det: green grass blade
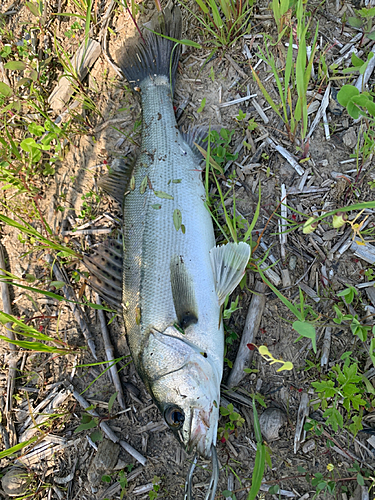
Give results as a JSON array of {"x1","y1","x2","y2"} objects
[
  {"x1": 0, "y1": 437, "x2": 39, "y2": 459},
  {"x1": 247, "y1": 400, "x2": 266, "y2": 500},
  {"x1": 251, "y1": 66, "x2": 283, "y2": 121},
  {"x1": 243, "y1": 182, "x2": 261, "y2": 244},
  {"x1": 257, "y1": 266, "x2": 303, "y2": 320}
]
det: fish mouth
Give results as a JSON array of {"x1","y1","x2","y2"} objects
[{"x1": 187, "y1": 407, "x2": 216, "y2": 459}]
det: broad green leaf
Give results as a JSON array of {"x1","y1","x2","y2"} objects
[
  {"x1": 90, "y1": 430, "x2": 103, "y2": 443},
  {"x1": 351, "y1": 52, "x2": 365, "y2": 67},
  {"x1": 4, "y1": 61, "x2": 27, "y2": 71},
  {"x1": 293, "y1": 321, "x2": 317, "y2": 352},
  {"x1": 28, "y1": 122, "x2": 45, "y2": 136},
  {"x1": 0, "y1": 81, "x2": 12, "y2": 97},
  {"x1": 20, "y1": 137, "x2": 38, "y2": 152},
  {"x1": 347, "y1": 17, "x2": 363, "y2": 28},
  {"x1": 337, "y1": 85, "x2": 359, "y2": 107}
]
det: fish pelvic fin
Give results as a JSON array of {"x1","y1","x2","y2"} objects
[
  {"x1": 98, "y1": 156, "x2": 136, "y2": 205},
  {"x1": 170, "y1": 256, "x2": 198, "y2": 330},
  {"x1": 83, "y1": 239, "x2": 123, "y2": 309},
  {"x1": 209, "y1": 242, "x2": 251, "y2": 306},
  {"x1": 117, "y1": 5, "x2": 182, "y2": 93}
]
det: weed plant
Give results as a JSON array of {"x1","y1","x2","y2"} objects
[
  {"x1": 179, "y1": 0, "x2": 253, "y2": 50},
  {"x1": 252, "y1": 0, "x2": 318, "y2": 145}
]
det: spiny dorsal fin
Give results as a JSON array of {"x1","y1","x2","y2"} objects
[
  {"x1": 209, "y1": 242, "x2": 251, "y2": 306},
  {"x1": 170, "y1": 256, "x2": 198, "y2": 330},
  {"x1": 98, "y1": 156, "x2": 136, "y2": 204},
  {"x1": 83, "y1": 239, "x2": 123, "y2": 309}
]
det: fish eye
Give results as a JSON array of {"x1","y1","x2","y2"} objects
[{"x1": 164, "y1": 406, "x2": 185, "y2": 429}]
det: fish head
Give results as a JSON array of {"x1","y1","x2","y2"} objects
[{"x1": 141, "y1": 327, "x2": 221, "y2": 459}]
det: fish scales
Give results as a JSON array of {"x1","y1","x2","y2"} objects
[{"x1": 123, "y1": 81, "x2": 222, "y2": 375}]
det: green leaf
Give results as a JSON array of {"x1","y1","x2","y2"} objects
[
  {"x1": 108, "y1": 392, "x2": 117, "y2": 413},
  {"x1": 28, "y1": 122, "x2": 45, "y2": 136},
  {"x1": 26, "y1": 1, "x2": 41, "y2": 16},
  {"x1": 337, "y1": 85, "x2": 360, "y2": 107},
  {"x1": 75, "y1": 418, "x2": 98, "y2": 433},
  {"x1": 173, "y1": 208, "x2": 182, "y2": 231},
  {"x1": 197, "y1": 97, "x2": 206, "y2": 113},
  {"x1": 50, "y1": 280, "x2": 65, "y2": 290},
  {"x1": 4, "y1": 61, "x2": 27, "y2": 71},
  {"x1": 154, "y1": 190, "x2": 174, "y2": 200},
  {"x1": 293, "y1": 321, "x2": 317, "y2": 352},
  {"x1": 351, "y1": 53, "x2": 365, "y2": 67},
  {"x1": 20, "y1": 137, "x2": 38, "y2": 152},
  {"x1": 247, "y1": 443, "x2": 265, "y2": 500},
  {"x1": 357, "y1": 473, "x2": 365, "y2": 486},
  {"x1": 91, "y1": 429, "x2": 103, "y2": 443},
  {"x1": 0, "y1": 82, "x2": 12, "y2": 97},
  {"x1": 347, "y1": 17, "x2": 363, "y2": 28}
]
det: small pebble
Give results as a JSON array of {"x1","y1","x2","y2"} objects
[
  {"x1": 342, "y1": 127, "x2": 357, "y2": 149},
  {"x1": 2, "y1": 467, "x2": 31, "y2": 497},
  {"x1": 302, "y1": 439, "x2": 316, "y2": 453},
  {"x1": 289, "y1": 255, "x2": 297, "y2": 271},
  {"x1": 259, "y1": 407, "x2": 287, "y2": 442},
  {"x1": 87, "y1": 439, "x2": 120, "y2": 489}
]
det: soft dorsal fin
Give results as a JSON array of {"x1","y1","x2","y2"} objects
[
  {"x1": 98, "y1": 156, "x2": 136, "y2": 204},
  {"x1": 209, "y1": 242, "x2": 251, "y2": 306},
  {"x1": 170, "y1": 256, "x2": 198, "y2": 330},
  {"x1": 83, "y1": 239, "x2": 123, "y2": 309}
]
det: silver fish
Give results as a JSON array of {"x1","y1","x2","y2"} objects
[{"x1": 85, "y1": 4, "x2": 250, "y2": 477}]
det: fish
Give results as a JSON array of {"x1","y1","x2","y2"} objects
[{"x1": 84, "y1": 4, "x2": 250, "y2": 468}]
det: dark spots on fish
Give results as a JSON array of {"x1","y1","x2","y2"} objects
[
  {"x1": 157, "y1": 112, "x2": 162, "y2": 120},
  {"x1": 180, "y1": 313, "x2": 197, "y2": 330}
]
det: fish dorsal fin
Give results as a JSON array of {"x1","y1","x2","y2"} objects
[
  {"x1": 209, "y1": 242, "x2": 251, "y2": 306},
  {"x1": 170, "y1": 256, "x2": 198, "y2": 330},
  {"x1": 98, "y1": 156, "x2": 135, "y2": 204},
  {"x1": 83, "y1": 239, "x2": 123, "y2": 309}
]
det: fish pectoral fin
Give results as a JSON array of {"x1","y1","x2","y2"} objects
[
  {"x1": 98, "y1": 156, "x2": 136, "y2": 204},
  {"x1": 170, "y1": 256, "x2": 198, "y2": 330},
  {"x1": 209, "y1": 242, "x2": 251, "y2": 306},
  {"x1": 83, "y1": 238, "x2": 123, "y2": 309}
]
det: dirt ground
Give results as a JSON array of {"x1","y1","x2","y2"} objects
[{"x1": 0, "y1": 0, "x2": 375, "y2": 499}]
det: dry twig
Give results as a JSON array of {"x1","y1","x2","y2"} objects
[
  {"x1": 227, "y1": 281, "x2": 267, "y2": 388},
  {"x1": 0, "y1": 245, "x2": 17, "y2": 414}
]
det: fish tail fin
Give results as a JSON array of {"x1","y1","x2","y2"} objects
[{"x1": 117, "y1": 6, "x2": 182, "y2": 92}]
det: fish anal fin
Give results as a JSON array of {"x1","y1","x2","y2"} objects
[
  {"x1": 209, "y1": 242, "x2": 251, "y2": 306},
  {"x1": 170, "y1": 256, "x2": 198, "y2": 330}
]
